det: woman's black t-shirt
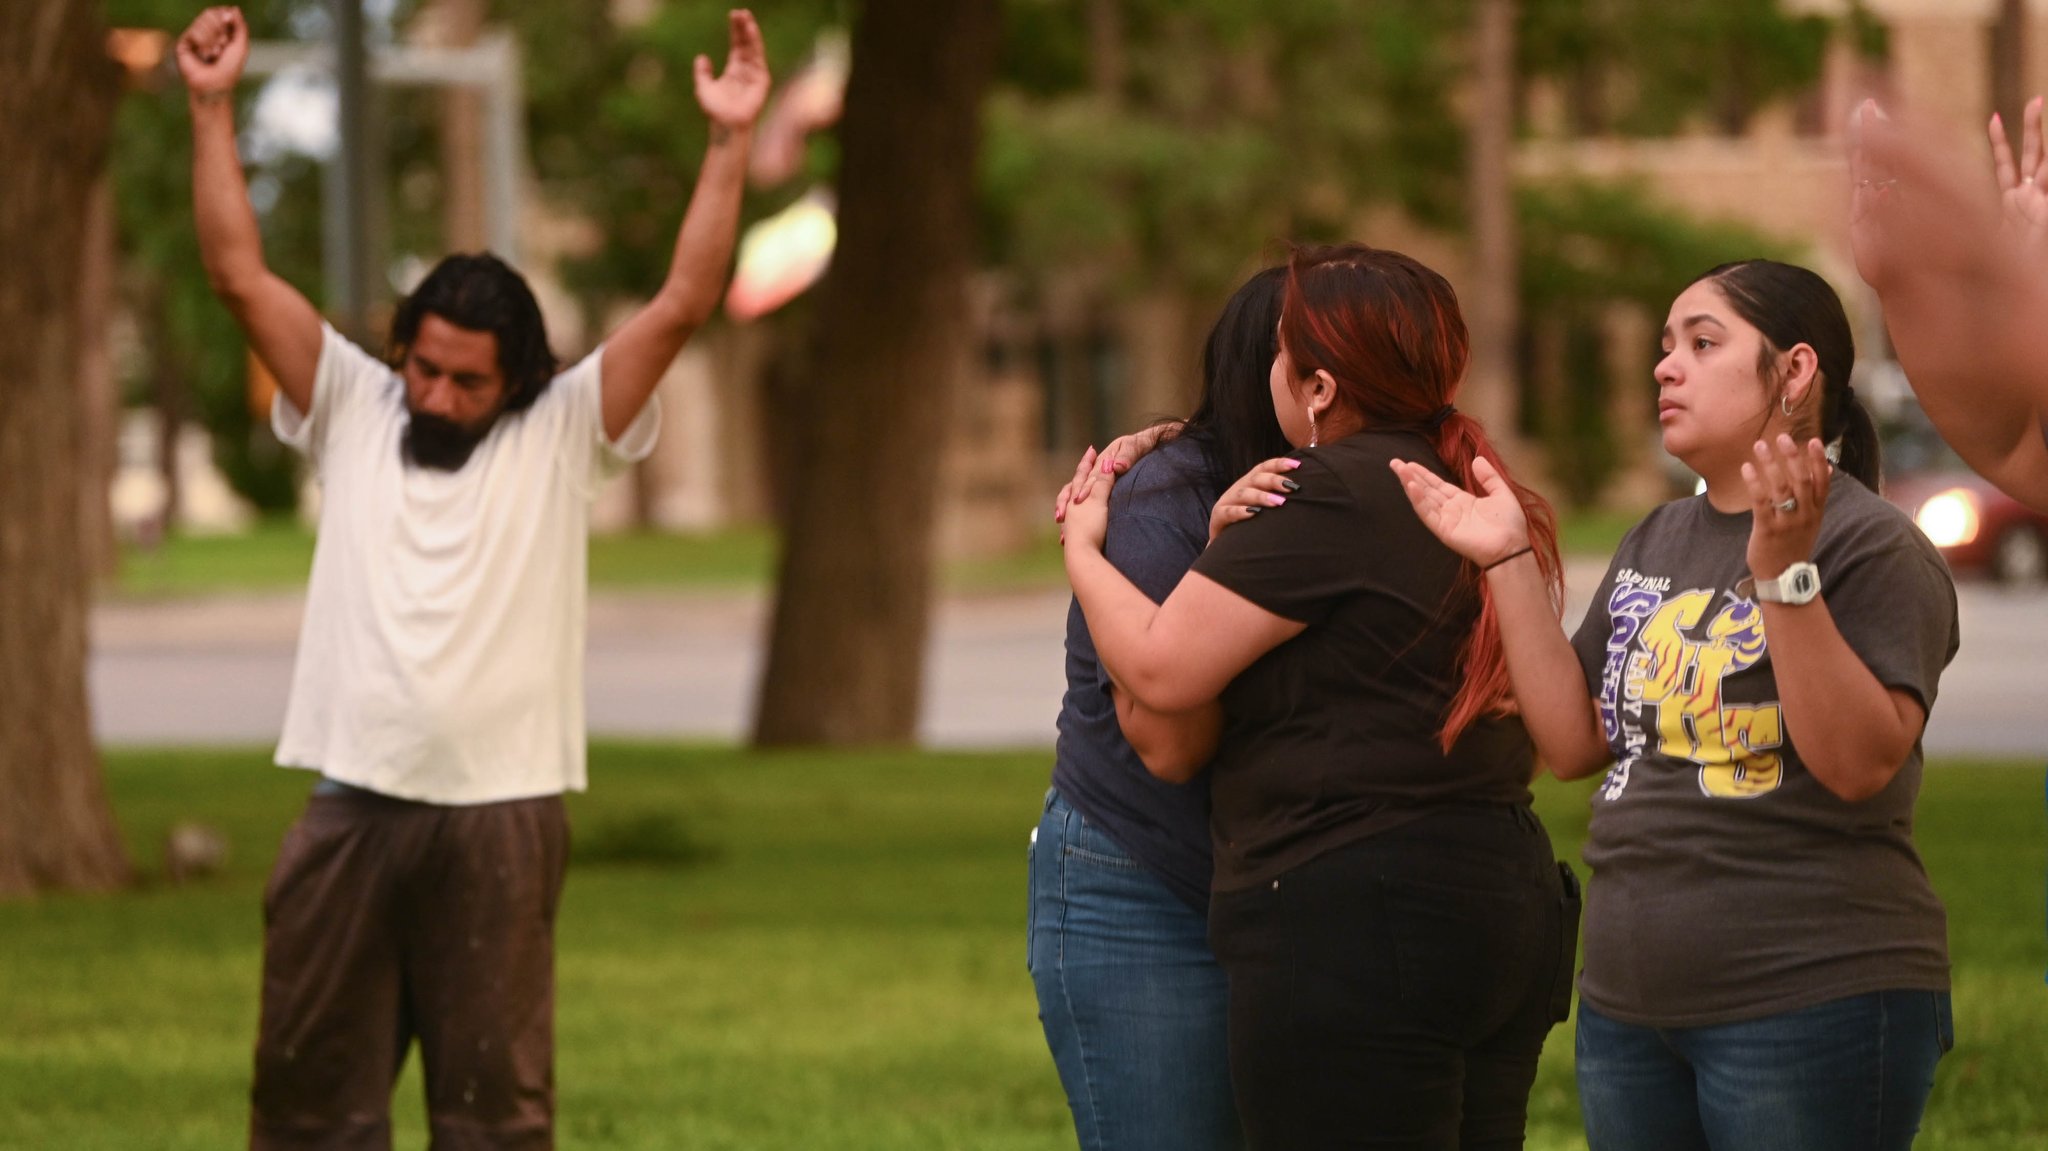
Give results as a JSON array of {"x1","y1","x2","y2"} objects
[{"x1": 1189, "y1": 430, "x2": 1535, "y2": 892}]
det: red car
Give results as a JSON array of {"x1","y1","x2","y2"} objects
[{"x1": 1885, "y1": 450, "x2": 2048, "y2": 586}]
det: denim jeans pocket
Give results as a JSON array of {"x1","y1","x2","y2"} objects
[
  {"x1": 1065, "y1": 811, "x2": 1147, "y2": 873},
  {"x1": 1550, "y1": 861, "x2": 1583, "y2": 1023}
]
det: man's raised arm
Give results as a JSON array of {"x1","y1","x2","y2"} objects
[
  {"x1": 180, "y1": 6, "x2": 322, "y2": 417},
  {"x1": 1850, "y1": 100, "x2": 2048, "y2": 508},
  {"x1": 598, "y1": 9, "x2": 770, "y2": 441}
]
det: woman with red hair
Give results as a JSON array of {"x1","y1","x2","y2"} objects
[{"x1": 1061, "y1": 243, "x2": 1575, "y2": 1148}]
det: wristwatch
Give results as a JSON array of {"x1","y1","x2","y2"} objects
[{"x1": 1743, "y1": 561, "x2": 1821, "y2": 605}]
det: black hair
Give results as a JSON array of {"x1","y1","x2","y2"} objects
[
  {"x1": 389, "y1": 252, "x2": 559, "y2": 412},
  {"x1": 1695, "y1": 259, "x2": 1882, "y2": 491},
  {"x1": 1173, "y1": 266, "x2": 1294, "y2": 489}
]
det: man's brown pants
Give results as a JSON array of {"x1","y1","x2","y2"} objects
[{"x1": 249, "y1": 785, "x2": 569, "y2": 1151}]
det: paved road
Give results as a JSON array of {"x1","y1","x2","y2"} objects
[{"x1": 91, "y1": 565, "x2": 2048, "y2": 759}]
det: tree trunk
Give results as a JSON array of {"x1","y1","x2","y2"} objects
[
  {"x1": 0, "y1": 0, "x2": 131, "y2": 896},
  {"x1": 78, "y1": 177, "x2": 121, "y2": 578},
  {"x1": 751, "y1": 0, "x2": 1001, "y2": 745},
  {"x1": 148, "y1": 280, "x2": 188, "y2": 533}
]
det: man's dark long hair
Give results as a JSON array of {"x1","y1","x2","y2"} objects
[{"x1": 389, "y1": 253, "x2": 559, "y2": 411}]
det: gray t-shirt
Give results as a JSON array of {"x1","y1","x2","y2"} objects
[{"x1": 1569, "y1": 477, "x2": 1958, "y2": 1027}]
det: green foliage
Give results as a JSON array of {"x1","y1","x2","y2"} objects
[
  {"x1": 497, "y1": 0, "x2": 842, "y2": 314},
  {"x1": 104, "y1": 0, "x2": 326, "y2": 512},
  {"x1": 1520, "y1": 179, "x2": 1789, "y2": 317},
  {"x1": 1519, "y1": 0, "x2": 1833, "y2": 135},
  {"x1": 1517, "y1": 178, "x2": 1794, "y2": 505},
  {"x1": 1, "y1": 746, "x2": 2044, "y2": 1148},
  {"x1": 100, "y1": 0, "x2": 1860, "y2": 519},
  {"x1": 985, "y1": 0, "x2": 1467, "y2": 297}
]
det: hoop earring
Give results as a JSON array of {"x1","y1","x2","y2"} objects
[
  {"x1": 1780, "y1": 392, "x2": 1795, "y2": 417},
  {"x1": 1307, "y1": 407, "x2": 1319, "y2": 448}
]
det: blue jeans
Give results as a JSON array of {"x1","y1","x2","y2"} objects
[
  {"x1": 1576, "y1": 991, "x2": 1953, "y2": 1151},
  {"x1": 1028, "y1": 787, "x2": 1244, "y2": 1151}
]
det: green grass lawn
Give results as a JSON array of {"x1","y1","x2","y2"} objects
[
  {"x1": 112, "y1": 522, "x2": 785, "y2": 598},
  {"x1": 112, "y1": 523, "x2": 1067, "y2": 599},
  {"x1": 4, "y1": 747, "x2": 2042, "y2": 1149},
  {"x1": 111, "y1": 506, "x2": 1635, "y2": 599}
]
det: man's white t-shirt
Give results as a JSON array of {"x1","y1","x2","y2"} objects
[{"x1": 270, "y1": 324, "x2": 658, "y2": 804}]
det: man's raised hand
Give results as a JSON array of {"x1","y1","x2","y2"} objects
[
  {"x1": 1991, "y1": 96, "x2": 2048, "y2": 241},
  {"x1": 177, "y1": 6, "x2": 249, "y2": 100},
  {"x1": 696, "y1": 10, "x2": 772, "y2": 133}
]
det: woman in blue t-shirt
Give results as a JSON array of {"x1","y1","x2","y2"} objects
[
  {"x1": 1029, "y1": 267, "x2": 1292, "y2": 1151},
  {"x1": 1395, "y1": 259, "x2": 1959, "y2": 1151}
]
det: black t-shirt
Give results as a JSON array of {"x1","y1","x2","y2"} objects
[
  {"x1": 1052, "y1": 435, "x2": 1222, "y2": 913},
  {"x1": 1190, "y1": 431, "x2": 1535, "y2": 893}
]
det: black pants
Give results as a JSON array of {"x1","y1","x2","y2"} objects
[
  {"x1": 249, "y1": 785, "x2": 570, "y2": 1151},
  {"x1": 1209, "y1": 804, "x2": 1576, "y2": 1151}
]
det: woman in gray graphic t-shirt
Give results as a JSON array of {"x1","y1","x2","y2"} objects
[{"x1": 1395, "y1": 259, "x2": 1959, "y2": 1151}]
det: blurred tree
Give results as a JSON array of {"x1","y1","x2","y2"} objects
[
  {"x1": 1510, "y1": 0, "x2": 1840, "y2": 504},
  {"x1": 1518, "y1": 0, "x2": 1833, "y2": 136},
  {"x1": 107, "y1": 0, "x2": 333, "y2": 520},
  {"x1": 985, "y1": 0, "x2": 1467, "y2": 298},
  {"x1": 496, "y1": 1, "x2": 837, "y2": 313},
  {"x1": 752, "y1": 0, "x2": 1003, "y2": 745},
  {"x1": 0, "y1": 0, "x2": 131, "y2": 895},
  {"x1": 1518, "y1": 180, "x2": 1789, "y2": 504}
]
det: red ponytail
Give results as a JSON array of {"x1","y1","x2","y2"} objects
[
  {"x1": 1280, "y1": 244, "x2": 1563, "y2": 752},
  {"x1": 1429, "y1": 416, "x2": 1562, "y2": 752}
]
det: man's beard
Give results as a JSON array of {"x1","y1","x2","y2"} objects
[{"x1": 402, "y1": 408, "x2": 496, "y2": 471}]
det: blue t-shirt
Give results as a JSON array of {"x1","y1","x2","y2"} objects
[{"x1": 1051, "y1": 435, "x2": 1221, "y2": 913}]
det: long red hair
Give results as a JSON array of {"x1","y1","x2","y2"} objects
[{"x1": 1278, "y1": 243, "x2": 1562, "y2": 752}]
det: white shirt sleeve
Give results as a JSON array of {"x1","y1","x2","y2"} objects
[
  {"x1": 547, "y1": 346, "x2": 661, "y2": 498},
  {"x1": 271, "y1": 324, "x2": 392, "y2": 469}
]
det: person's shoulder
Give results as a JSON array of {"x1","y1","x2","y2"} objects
[
  {"x1": 1116, "y1": 433, "x2": 1217, "y2": 507},
  {"x1": 320, "y1": 323, "x2": 399, "y2": 384},
  {"x1": 1299, "y1": 431, "x2": 1440, "y2": 509},
  {"x1": 1323, "y1": 428, "x2": 1427, "y2": 464},
  {"x1": 1821, "y1": 474, "x2": 1948, "y2": 568},
  {"x1": 1597, "y1": 497, "x2": 1696, "y2": 566},
  {"x1": 1632, "y1": 496, "x2": 1696, "y2": 534}
]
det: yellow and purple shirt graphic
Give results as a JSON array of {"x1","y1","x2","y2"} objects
[{"x1": 1593, "y1": 570, "x2": 1783, "y2": 801}]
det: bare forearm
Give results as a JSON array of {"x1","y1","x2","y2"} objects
[
  {"x1": 598, "y1": 125, "x2": 754, "y2": 439},
  {"x1": 1115, "y1": 691, "x2": 1220, "y2": 783},
  {"x1": 1761, "y1": 600, "x2": 1920, "y2": 802},
  {"x1": 1066, "y1": 545, "x2": 1177, "y2": 709},
  {"x1": 1486, "y1": 554, "x2": 1609, "y2": 778},
  {"x1": 655, "y1": 125, "x2": 753, "y2": 330},
  {"x1": 189, "y1": 95, "x2": 267, "y2": 298},
  {"x1": 1884, "y1": 273, "x2": 2048, "y2": 507}
]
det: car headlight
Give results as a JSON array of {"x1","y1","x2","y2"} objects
[{"x1": 1914, "y1": 488, "x2": 1980, "y2": 548}]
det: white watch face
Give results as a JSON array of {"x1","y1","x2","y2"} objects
[
  {"x1": 1759, "y1": 562, "x2": 1820, "y2": 604},
  {"x1": 1787, "y1": 567, "x2": 1819, "y2": 600}
]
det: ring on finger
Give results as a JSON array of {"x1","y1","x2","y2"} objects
[{"x1": 1775, "y1": 496, "x2": 1799, "y2": 513}]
